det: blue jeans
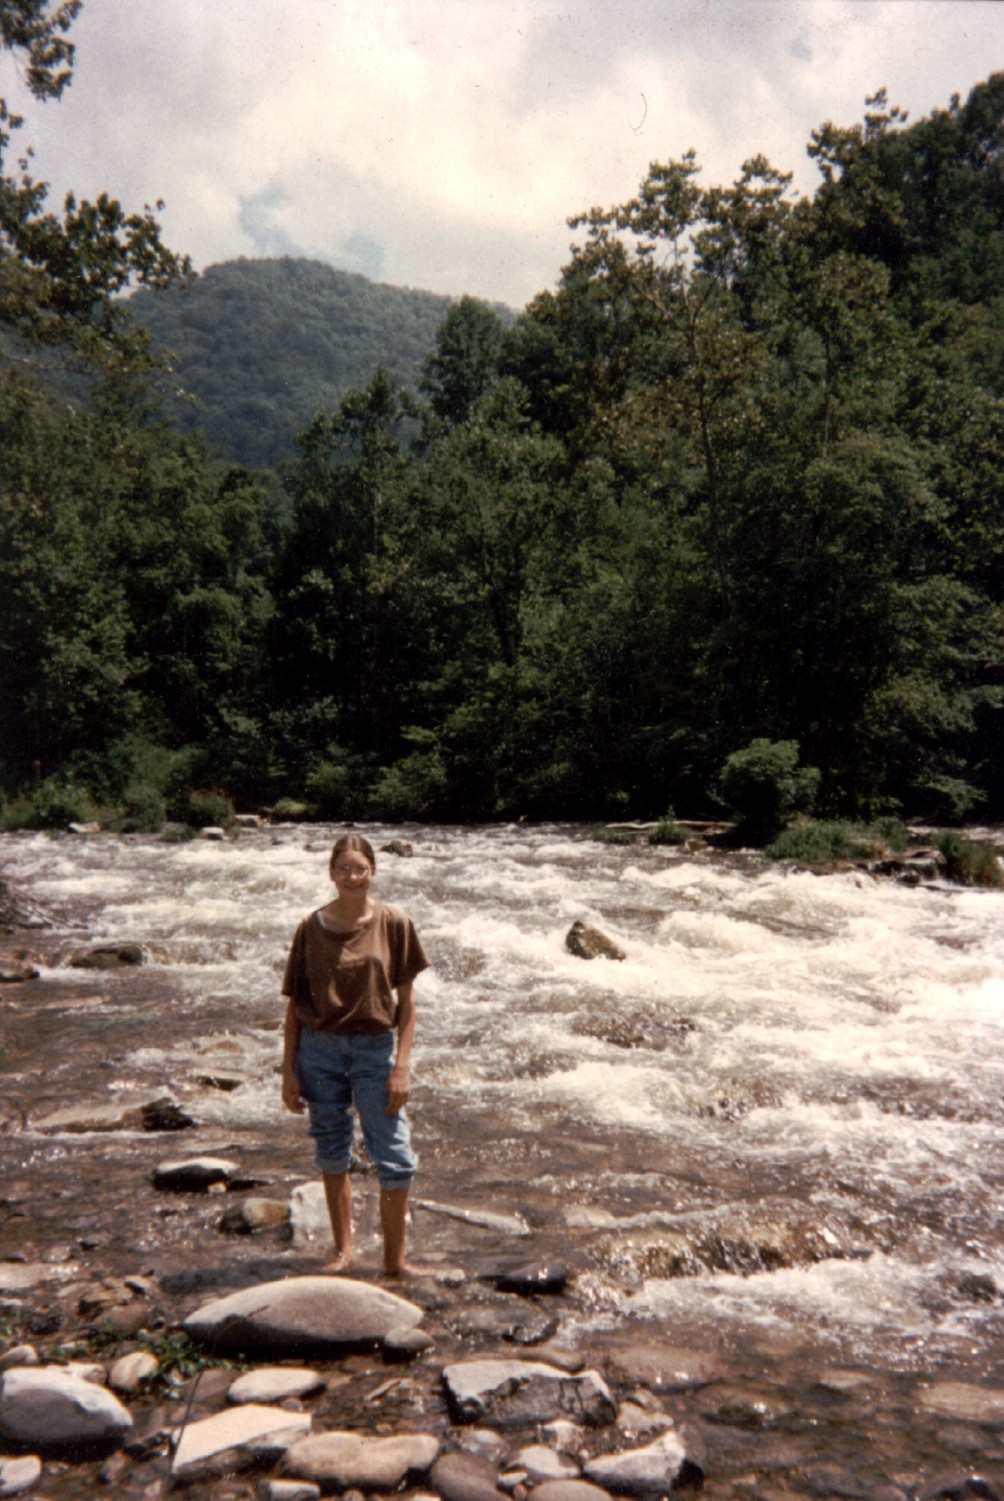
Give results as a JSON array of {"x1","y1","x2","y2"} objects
[{"x1": 296, "y1": 1027, "x2": 417, "y2": 1191}]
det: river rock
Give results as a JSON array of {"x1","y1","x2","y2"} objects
[
  {"x1": 0, "y1": 1262, "x2": 74, "y2": 1294},
  {"x1": 0, "y1": 1366, "x2": 133, "y2": 1450},
  {"x1": 33, "y1": 1093, "x2": 194, "y2": 1135},
  {"x1": 0, "y1": 1454, "x2": 42, "y2": 1496},
  {"x1": 565, "y1": 922, "x2": 626, "y2": 961},
  {"x1": 604, "y1": 1342, "x2": 724, "y2": 1393},
  {"x1": 169, "y1": 1403, "x2": 311, "y2": 1482},
  {"x1": 443, "y1": 1359, "x2": 616, "y2": 1428},
  {"x1": 0, "y1": 961, "x2": 38, "y2": 983},
  {"x1": 227, "y1": 1366, "x2": 325, "y2": 1404},
  {"x1": 583, "y1": 1430, "x2": 690, "y2": 1495},
  {"x1": 282, "y1": 1430, "x2": 440, "y2": 1490},
  {"x1": 108, "y1": 1351, "x2": 158, "y2": 1395},
  {"x1": 69, "y1": 943, "x2": 144, "y2": 969},
  {"x1": 415, "y1": 1198, "x2": 530, "y2": 1238},
  {"x1": 0, "y1": 1346, "x2": 39, "y2": 1374},
  {"x1": 513, "y1": 1444, "x2": 581, "y2": 1482},
  {"x1": 429, "y1": 1450, "x2": 507, "y2": 1501},
  {"x1": 381, "y1": 839, "x2": 414, "y2": 856},
  {"x1": 199, "y1": 826, "x2": 227, "y2": 841},
  {"x1": 533, "y1": 1485, "x2": 612, "y2": 1501},
  {"x1": 183, "y1": 1274, "x2": 424, "y2": 1355},
  {"x1": 218, "y1": 1197, "x2": 290, "y2": 1234},
  {"x1": 917, "y1": 1382, "x2": 1004, "y2": 1424},
  {"x1": 383, "y1": 1324, "x2": 436, "y2": 1359},
  {"x1": 263, "y1": 1482, "x2": 322, "y2": 1501},
  {"x1": 153, "y1": 1155, "x2": 242, "y2": 1192}
]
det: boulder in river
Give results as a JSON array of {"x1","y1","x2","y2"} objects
[
  {"x1": 68, "y1": 943, "x2": 144, "y2": 969},
  {"x1": 0, "y1": 1366, "x2": 133, "y2": 1452},
  {"x1": 183, "y1": 1274, "x2": 424, "y2": 1356},
  {"x1": 583, "y1": 1430, "x2": 693, "y2": 1496},
  {"x1": 169, "y1": 1403, "x2": 312, "y2": 1483},
  {"x1": 565, "y1": 922, "x2": 626, "y2": 961}
]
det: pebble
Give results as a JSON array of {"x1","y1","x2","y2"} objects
[
  {"x1": 227, "y1": 1367, "x2": 325, "y2": 1405},
  {"x1": 0, "y1": 1347, "x2": 38, "y2": 1374},
  {"x1": 281, "y1": 1430, "x2": 440, "y2": 1490},
  {"x1": 0, "y1": 1454, "x2": 42, "y2": 1497},
  {"x1": 108, "y1": 1351, "x2": 158, "y2": 1395},
  {"x1": 430, "y1": 1449, "x2": 508, "y2": 1501}
]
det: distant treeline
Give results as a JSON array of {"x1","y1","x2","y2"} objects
[{"x1": 2, "y1": 67, "x2": 1004, "y2": 828}]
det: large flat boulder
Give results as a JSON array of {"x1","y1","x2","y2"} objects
[
  {"x1": 183, "y1": 1275, "x2": 424, "y2": 1356},
  {"x1": 169, "y1": 1403, "x2": 311, "y2": 1483}
]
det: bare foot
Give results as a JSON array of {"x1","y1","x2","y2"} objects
[{"x1": 320, "y1": 1252, "x2": 354, "y2": 1275}]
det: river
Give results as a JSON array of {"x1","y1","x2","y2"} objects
[{"x1": 2, "y1": 821, "x2": 1003, "y2": 1483}]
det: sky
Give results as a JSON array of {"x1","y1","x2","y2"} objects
[{"x1": 1, "y1": 0, "x2": 1001, "y2": 310}]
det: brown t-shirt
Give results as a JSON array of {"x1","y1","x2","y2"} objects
[{"x1": 282, "y1": 901, "x2": 429, "y2": 1034}]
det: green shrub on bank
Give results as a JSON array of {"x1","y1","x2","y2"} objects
[
  {"x1": 591, "y1": 827, "x2": 639, "y2": 845},
  {"x1": 765, "y1": 818, "x2": 909, "y2": 865},
  {"x1": 935, "y1": 831, "x2": 1004, "y2": 887},
  {"x1": 0, "y1": 777, "x2": 96, "y2": 831},
  {"x1": 719, "y1": 739, "x2": 820, "y2": 843},
  {"x1": 649, "y1": 809, "x2": 688, "y2": 845},
  {"x1": 115, "y1": 784, "x2": 166, "y2": 833},
  {"x1": 185, "y1": 789, "x2": 235, "y2": 830}
]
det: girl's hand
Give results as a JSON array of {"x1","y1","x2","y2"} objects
[
  {"x1": 387, "y1": 1061, "x2": 410, "y2": 1115},
  {"x1": 282, "y1": 1068, "x2": 305, "y2": 1114}
]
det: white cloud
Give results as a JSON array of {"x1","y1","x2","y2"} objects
[{"x1": 0, "y1": 0, "x2": 1000, "y2": 308}]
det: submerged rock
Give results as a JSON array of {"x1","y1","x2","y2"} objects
[
  {"x1": 183, "y1": 1275, "x2": 424, "y2": 1356},
  {"x1": 68, "y1": 943, "x2": 144, "y2": 969}
]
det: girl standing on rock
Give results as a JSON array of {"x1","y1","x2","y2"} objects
[{"x1": 281, "y1": 833, "x2": 429, "y2": 1277}]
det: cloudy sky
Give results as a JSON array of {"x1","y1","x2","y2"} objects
[{"x1": 1, "y1": 1, "x2": 1000, "y2": 309}]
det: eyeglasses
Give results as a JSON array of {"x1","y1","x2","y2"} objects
[{"x1": 333, "y1": 865, "x2": 372, "y2": 879}]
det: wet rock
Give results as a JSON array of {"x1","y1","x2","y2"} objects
[
  {"x1": 153, "y1": 1156, "x2": 242, "y2": 1192},
  {"x1": 0, "y1": 1454, "x2": 42, "y2": 1496},
  {"x1": 108, "y1": 1351, "x2": 158, "y2": 1395},
  {"x1": 917, "y1": 1383, "x2": 1004, "y2": 1425},
  {"x1": 430, "y1": 1450, "x2": 507, "y2": 1501},
  {"x1": 700, "y1": 1384, "x2": 789, "y2": 1428},
  {"x1": 954, "y1": 1272, "x2": 998, "y2": 1304},
  {"x1": 227, "y1": 1367, "x2": 325, "y2": 1404},
  {"x1": 0, "y1": 961, "x2": 38, "y2": 983},
  {"x1": 488, "y1": 1261, "x2": 570, "y2": 1296},
  {"x1": 195, "y1": 1070, "x2": 250, "y2": 1091},
  {"x1": 78, "y1": 1276, "x2": 142, "y2": 1318},
  {"x1": 0, "y1": 1366, "x2": 133, "y2": 1451},
  {"x1": 604, "y1": 1342, "x2": 723, "y2": 1393},
  {"x1": 141, "y1": 1096, "x2": 196, "y2": 1131},
  {"x1": 0, "y1": 1345, "x2": 39, "y2": 1374},
  {"x1": 33, "y1": 1093, "x2": 194, "y2": 1134},
  {"x1": 917, "y1": 1471, "x2": 1003, "y2": 1500},
  {"x1": 583, "y1": 1430, "x2": 691, "y2": 1496},
  {"x1": 381, "y1": 839, "x2": 414, "y2": 856},
  {"x1": 617, "y1": 1400, "x2": 673, "y2": 1438},
  {"x1": 183, "y1": 1274, "x2": 424, "y2": 1356},
  {"x1": 168, "y1": 1403, "x2": 312, "y2": 1483},
  {"x1": 218, "y1": 1197, "x2": 290, "y2": 1234},
  {"x1": 263, "y1": 1481, "x2": 322, "y2": 1501},
  {"x1": 69, "y1": 943, "x2": 145, "y2": 969},
  {"x1": 199, "y1": 826, "x2": 227, "y2": 841},
  {"x1": 596, "y1": 1212, "x2": 843, "y2": 1281},
  {"x1": 565, "y1": 922, "x2": 625, "y2": 962},
  {"x1": 443, "y1": 1359, "x2": 615, "y2": 1428},
  {"x1": 282, "y1": 1430, "x2": 439, "y2": 1491}
]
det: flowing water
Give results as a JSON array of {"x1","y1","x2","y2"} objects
[{"x1": 2, "y1": 823, "x2": 1004, "y2": 1441}]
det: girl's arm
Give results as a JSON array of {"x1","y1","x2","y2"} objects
[
  {"x1": 281, "y1": 997, "x2": 305, "y2": 1113},
  {"x1": 387, "y1": 980, "x2": 415, "y2": 1114}
]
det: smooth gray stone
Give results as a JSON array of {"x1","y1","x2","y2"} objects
[
  {"x1": 513, "y1": 1444, "x2": 580, "y2": 1482},
  {"x1": 584, "y1": 1431, "x2": 688, "y2": 1496},
  {"x1": 183, "y1": 1275, "x2": 423, "y2": 1355},
  {"x1": 533, "y1": 1485, "x2": 613, "y2": 1501},
  {"x1": 263, "y1": 1482, "x2": 322, "y2": 1501},
  {"x1": 169, "y1": 1403, "x2": 311, "y2": 1481},
  {"x1": 227, "y1": 1366, "x2": 324, "y2": 1404},
  {"x1": 108, "y1": 1351, "x2": 158, "y2": 1395},
  {"x1": 0, "y1": 1367, "x2": 133, "y2": 1449},
  {"x1": 430, "y1": 1450, "x2": 507, "y2": 1501},
  {"x1": 0, "y1": 1454, "x2": 42, "y2": 1497},
  {"x1": 282, "y1": 1430, "x2": 440, "y2": 1490}
]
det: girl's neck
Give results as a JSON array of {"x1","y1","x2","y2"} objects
[{"x1": 328, "y1": 890, "x2": 374, "y2": 926}]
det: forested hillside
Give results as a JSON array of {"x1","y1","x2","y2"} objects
[
  {"x1": 129, "y1": 259, "x2": 461, "y2": 467},
  {"x1": 2, "y1": 11, "x2": 1003, "y2": 837}
]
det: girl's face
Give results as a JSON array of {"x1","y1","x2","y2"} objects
[{"x1": 331, "y1": 852, "x2": 374, "y2": 889}]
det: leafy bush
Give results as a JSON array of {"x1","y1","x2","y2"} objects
[
  {"x1": 117, "y1": 784, "x2": 166, "y2": 833},
  {"x1": 306, "y1": 750, "x2": 369, "y2": 820},
  {"x1": 0, "y1": 777, "x2": 96, "y2": 830},
  {"x1": 591, "y1": 827, "x2": 639, "y2": 845},
  {"x1": 368, "y1": 732, "x2": 448, "y2": 820},
  {"x1": 766, "y1": 817, "x2": 910, "y2": 865},
  {"x1": 185, "y1": 789, "x2": 235, "y2": 830},
  {"x1": 719, "y1": 739, "x2": 820, "y2": 844},
  {"x1": 935, "y1": 831, "x2": 1004, "y2": 887},
  {"x1": 648, "y1": 809, "x2": 688, "y2": 846},
  {"x1": 270, "y1": 798, "x2": 311, "y2": 821}
]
